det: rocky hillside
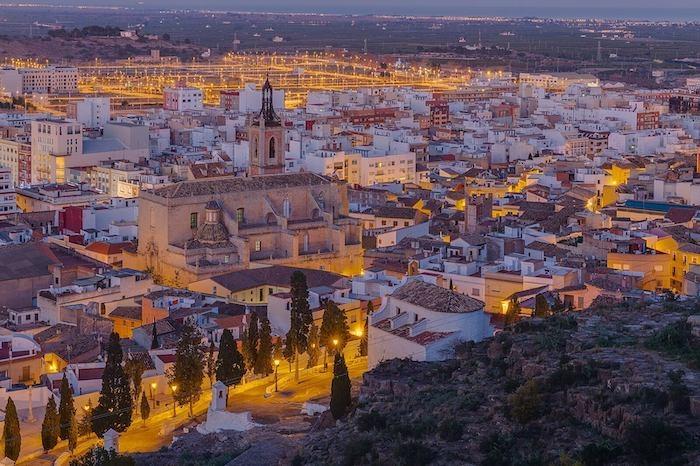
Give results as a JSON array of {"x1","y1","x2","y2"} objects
[{"x1": 298, "y1": 300, "x2": 700, "y2": 465}]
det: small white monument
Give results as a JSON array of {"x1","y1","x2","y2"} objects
[
  {"x1": 212, "y1": 381, "x2": 228, "y2": 412},
  {"x1": 103, "y1": 428, "x2": 119, "y2": 453}
]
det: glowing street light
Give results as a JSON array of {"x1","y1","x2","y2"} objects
[{"x1": 150, "y1": 382, "x2": 157, "y2": 402}]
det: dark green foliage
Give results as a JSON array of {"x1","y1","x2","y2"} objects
[
  {"x1": 505, "y1": 298, "x2": 520, "y2": 327},
  {"x1": 255, "y1": 317, "x2": 273, "y2": 375},
  {"x1": 547, "y1": 358, "x2": 599, "y2": 392},
  {"x1": 206, "y1": 340, "x2": 217, "y2": 386},
  {"x1": 306, "y1": 323, "x2": 320, "y2": 369},
  {"x1": 42, "y1": 395, "x2": 59, "y2": 452},
  {"x1": 624, "y1": 417, "x2": 687, "y2": 463},
  {"x1": 151, "y1": 320, "x2": 159, "y2": 349},
  {"x1": 286, "y1": 271, "x2": 313, "y2": 379},
  {"x1": 508, "y1": 379, "x2": 542, "y2": 424},
  {"x1": 243, "y1": 312, "x2": 259, "y2": 372},
  {"x1": 58, "y1": 372, "x2": 75, "y2": 440},
  {"x1": 479, "y1": 432, "x2": 514, "y2": 466},
  {"x1": 168, "y1": 320, "x2": 204, "y2": 417},
  {"x1": 140, "y1": 393, "x2": 151, "y2": 426},
  {"x1": 3, "y1": 397, "x2": 20, "y2": 461},
  {"x1": 356, "y1": 411, "x2": 386, "y2": 432},
  {"x1": 578, "y1": 440, "x2": 621, "y2": 466},
  {"x1": 645, "y1": 320, "x2": 700, "y2": 368},
  {"x1": 92, "y1": 332, "x2": 133, "y2": 436},
  {"x1": 319, "y1": 299, "x2": 350, "y2": 351},
  {"x1": 342, "y1": 435, "x2": 374, "y2": 466},
  {"x1": 394, "y1": 441, "x2": 435, "y2": 466},
  {"x1": 667, "y1": 369, "x2": 690, "y2": 414},
  {"x1": 358, "y1": 313, "x2": 368, "y2": 357},
  {"x1": 438, "y1": 418, "x2": 463, "y2": 441},
  {"x1": 124, "y1": 354, "x2": 146, "y2": 403},
  {"x1": 49, "y1": 25, "x2": 123, "y2": 39},
  {"x1": 78, "y1": 400, "x2": 93, "y2": 437},
  {"x1": 69, "y1": 446, "x2": 135, "y2": 466},
  {"x1": 330, "y1": 352, "x2": 351, "y2": 419},
  {"x1": 215, "y1": 328, "x2": 245, "y2": 386},
  {"x1": 534, "y1": 294, "x2": 551, "y2": 318}
]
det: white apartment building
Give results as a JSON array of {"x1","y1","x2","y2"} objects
[
  {"x1": 237, "y1": 83, "x2": 285, "y2": 114},
  {"x1": 31, "y1": 119, "x2": 83, "y2": 184},
  {"x1": 30, "y1": 119, "x2": 148, "y2": 184},
  {"x1": 163, "y1": 86, "x2": 203, "y2": 112},
  {"x1": 0, "y1": 168, "x2": 17, "y2": 215},
  {"x1": 0, "y1": 66, "x2": 78, "y2": 96},
  {"x1": 66, "y1": 97, "x2": 111, "y2": 128},
  {"x1": 305, "y1": 149, "x2": 416, "y2": 186}
]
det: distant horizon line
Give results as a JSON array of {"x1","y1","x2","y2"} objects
[{"x1": 0, "y1": 3, "x2": 699, "y2": 23}]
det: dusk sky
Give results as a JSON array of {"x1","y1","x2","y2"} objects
[{"x1": 16, "y1": 0, "x2": 700, "y2": 18}]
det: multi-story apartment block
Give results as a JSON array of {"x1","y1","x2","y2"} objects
[{"x1": 163, "y1": 86, "x2": 203, "y2": 112}]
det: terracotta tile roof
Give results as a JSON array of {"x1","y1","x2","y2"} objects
[
  {"x1": 207, "y1": 265, "x2": 344, "y2": 293},
  {"x1": 149, "y1": 172, "x2": 331, "y2": 199},
  {"x1": 109, "y1": 306, "x2": 142, "y2": 320},
  {"x1": 85, "y1": 241, "x2": 130, "y2": 255},
  {"x1": 390, "y1": 280, "x2": 484, "y2": 313}
]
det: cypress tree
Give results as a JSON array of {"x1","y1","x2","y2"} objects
[
  {"x1": 206, "y1": 340, "x2": 217, "y2": 387},
  {"x1": 67, "y1": 405, "x2": 78, "y2": 455},
  {"x1": 306, "y1": 324, "x2": 320, "y2": 368},
  {"x1": 124, "y1": 355, "x2": 146, "y2": 404},
  {"x1": 358, "y1": 314, "x2": 369, "y2": 357},
  {"x1": 168, "y1": 320, "x2": 204, "y2": 417},
  {"x1": 243, "y1": 313, "x2": 259, "y2": 371},
  {"x1": 58, "y1": 372, "x2": 74, "y2": 440},
  {"x1": 4, "y1": 397, "x2": 20, "y2": 461},
  {"x1": 77, "y1": 400, "x2": 93, "y2": 438},
  {"x1": 92, "y1": 332, "x2": 133, "y2": 436},
  {"x1": 255, "y1": 317, "x2": 273, "y2": 375},
  {"x1": 286, "y1": 271, "x2": 312, "y2": 381},
  {"x1": 272, "y1": 339, "x2": 283, "y2": 364},
  {"x1": 215, "y1": 328, "x2": 245, "y2": 386},
  {"x1": 140, "y1": 393, "x2": 151, "y2": 427},
  {"x1": 330, "y1": 353, "x2": 351, "y2": 420},
  {"x1": 320, "y1": 300, "x2": 350, "y2": 368},
  {"x1": 150, "y1": 320, "x2": 159, "y2": 350},
  {"x1": 41, "y1": 395, "x2": 59, "y2": 452}
]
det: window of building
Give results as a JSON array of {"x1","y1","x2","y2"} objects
[
  {"x1": 269, "y1": 137, "x2": 276, "y2": 159},
  {"x1": 254, "y1": 240, "x2": 261, "y2": 252},
  {"x1": 190, "y1": 212, "x2": 198, "y2": 229},
  {"x1": 236, "y1": 208, "x2": 245, "y2": 224}
]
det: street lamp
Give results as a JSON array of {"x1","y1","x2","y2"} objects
[
  {"x1": 150, "y1": 382, "x2": 157, "y2": 402},
  {"x1": 332, "y1": 338, "x2": 339, "y2": 355},
  {"x1": 274, "y1": 359, "x2": 280, "y2": 392},
  {"x1": 170, "y1": 384, "x2": 177, "y2": 418}
]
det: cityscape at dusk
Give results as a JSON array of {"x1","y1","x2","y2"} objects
[{"x1": 0, "y1": 1, "x2": 697, "y2": 465}]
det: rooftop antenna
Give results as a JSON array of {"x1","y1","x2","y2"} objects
[{"x1": 363, "y1": 38, "x2": 368, "y2": 54}]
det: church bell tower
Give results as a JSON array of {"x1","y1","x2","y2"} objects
[{"x1": 248, "y1": 77, "x2": 284, "y2": 175}]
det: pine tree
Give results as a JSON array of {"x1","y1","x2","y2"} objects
[
  {"x1": 330, "y1": 353, "x2": 351, "y2": 420},
  {"x1": 140, "y1": 393, "x2": 151, "y2": 427},
  {"x1": 306, "y1": 324, "x2": 320, "y2": 368},
  {"x1": 282, "y1": 338, "x2": 295, "y2": 373},
  {"x1": 151, "y1": 320, "x2": 159, "y2": 350},
  {"x1": 58, "y1": 372, "x2": 74, "y2": 440},
  {"x1": 285, "y1": 271, "x2": 312, "y2": 381},
  {"x1": 243, "y1": 313, "x2": 259, "y2": 371},
  {"x1": 255, "y1": 317, "x2": 273, "y2": 375},
  {"x1": 92, "y1": 332, "x2": 133, "y2": 436},
  {"x1": 534, "y1": 294, "x2": 550, "y2": 318},
  {"x1": 168, "y1": 320, "x2": 204, "y2": 417},
  {"x1": 41, "y1": 395, "x2": 59, "y2": 452},
  {"x1": 215, "y1": 328, "x2": 245, "y2": 386},
  {"x1": 505, "y1": 297, "x2": 520, "y2": 327},
  {"x1": 3, "y1": 397, "x2": 20, "y2": 461},
  {"x1": 320, "y1": 300, "x2": 350, "y2": 367},
  {"x1": 206, "y1": 340, "x2": 217, "y2": 387}
]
